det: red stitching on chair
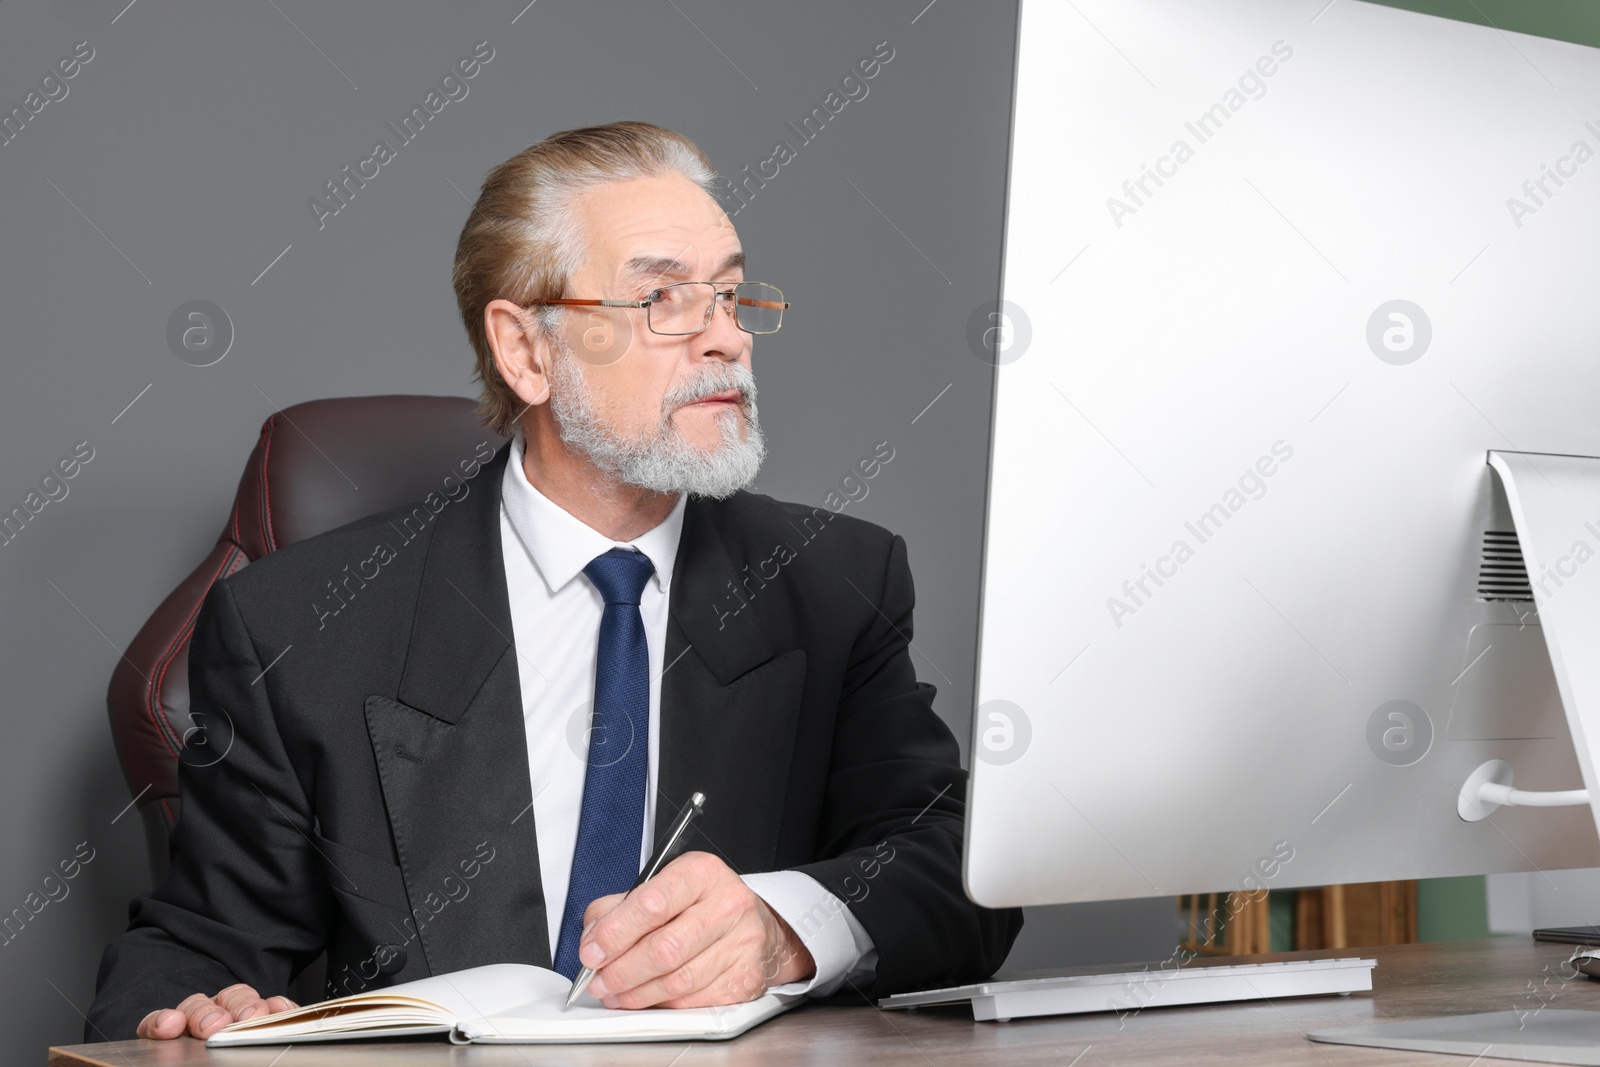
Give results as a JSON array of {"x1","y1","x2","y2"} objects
[
  {"x1": 144, "y1": 543, "x2": 244, "y2": 760},
  {"x1": 260, "y1": 414, "x2": 278, "y2": 552},
  {"x1": 159, "y1": 796, "x2": 175, "y2": 826}
]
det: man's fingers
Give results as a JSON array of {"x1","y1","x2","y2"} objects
[
  {"x1": 135, "y1": 1008, "x2": 188, "y2": 1040},
  {"x1": 188, "y1": 1007, "x2": 233, "y2": 1039},
  {"x1": 581, "y1": 892, "x2": 626, "y2": 932},
  {"x1": 580, "y1": 853, "x2": 719, "y2": 969},
  {"x1": 577, "y1": 893, "x2": 626, "y2": 970},
  {"x1": 134, "y1": 986, "x2": 294, "y2": 1040},
  {"x1": 606, "y1": 934, "x2": 759, "y2": 1010},
  {"x1": 213, "y1": 983, "x2": 268, "y2": 1021},
  {"x1": 591, "y1": 897, "x2": 752, "y2": 1007},
  {"x1": 622, "y1": 935, "x2": 776, "y2": 1011},
  {"x1": 659, "y1": 960, "x2": 771, "y2": 1010},
  {"x1": 173, "y1": 993, "x2": 233, "y2": 1039}
]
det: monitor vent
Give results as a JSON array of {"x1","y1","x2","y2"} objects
[{"x1": 1478, "y1": 530, "x2": 1533, "y2": 602}]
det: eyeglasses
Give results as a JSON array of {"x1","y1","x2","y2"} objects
[{"x1": 522, "y1": 282, "x2": 790, "y2": 336}]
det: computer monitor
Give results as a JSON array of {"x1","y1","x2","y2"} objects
[{"x1": 967, "y1": 0, "x2": 1600, "y2": 911}]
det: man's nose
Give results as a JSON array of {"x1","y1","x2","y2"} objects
[{"x1": 694, "y1": 297, "x2": 747, "y2": 361}]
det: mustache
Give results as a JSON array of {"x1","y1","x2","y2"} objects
[{"x1": 663, "y1": 364, "x2": 757, "y2": 413}]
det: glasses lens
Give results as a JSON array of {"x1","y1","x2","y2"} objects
[
  {"x1": 647, "y1": 283, "x2": 715, "y2": 335},
  {"x1": 734, "y1": 284, "x2": 785, "y2": 334}
]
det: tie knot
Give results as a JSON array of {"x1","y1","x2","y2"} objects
[{"x1": 583, "y1": 548, "x2": 655, "y2": 606}]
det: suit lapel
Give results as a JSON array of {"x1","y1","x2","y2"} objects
[
  {"x1": 363, "y1": 448, "x2": 808, "y2": 978},
  {"x1": 364, "y1": 441, "x2": 552, "y2": 974},
  {"x1": 655, "y1": 498, "x2": 808, "y2": 874}
]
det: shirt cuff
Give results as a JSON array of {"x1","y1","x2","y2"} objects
[{"x1": 741, "y1": 870, "x2": 878, "y2": 997}]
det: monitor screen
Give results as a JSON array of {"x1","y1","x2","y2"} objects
[{"x1": 967, "y1": 0, "x2": 1600, "y2": 909}]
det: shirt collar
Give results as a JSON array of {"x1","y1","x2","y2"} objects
[{"x1": 500, "y1": 429, "x2": 685, "y2": 597}]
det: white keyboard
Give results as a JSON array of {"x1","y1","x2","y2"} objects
[{"x1": 879, "y1": 956, "x2": 1377, "y2": 1022}]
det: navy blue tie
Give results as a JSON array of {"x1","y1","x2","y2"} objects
[{"x1": 552, "y1": 547, "x2": 656, "y2": 978}]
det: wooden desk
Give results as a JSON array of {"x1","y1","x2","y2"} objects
[{"x1": 50, "y1": 938, "x2": 1600, "y2": 1065}]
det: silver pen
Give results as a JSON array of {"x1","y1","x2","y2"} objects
[{"x1": 565, "y1": 791, "x2": 707, "y2": 1009}]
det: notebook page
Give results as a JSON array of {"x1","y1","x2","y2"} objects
[
  {"x1": 403, "y1": 963, "x2": 569, "y2": 1022},
  {"x1": 455, "y1": 990, "x2": 803, "y2": 1042},
  {"x1": 209, "y1": 963, "x2": 561, "y2": 1045}
]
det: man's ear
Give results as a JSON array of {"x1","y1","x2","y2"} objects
[{"x1": 485, "y1": 299, "x2": 555, "y2": 408}]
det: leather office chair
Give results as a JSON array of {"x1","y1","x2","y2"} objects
[{"x1": 107, "y1": 394, "x2": 508, "y2": 885}]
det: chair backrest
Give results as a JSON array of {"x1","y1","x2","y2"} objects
[{"x1": 107, "y1": 394, "x2": 507, "y2": 881}]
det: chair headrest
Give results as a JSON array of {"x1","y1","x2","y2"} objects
[{"x1": 108, "y1": 394, "x2": 508, "y2": 852}]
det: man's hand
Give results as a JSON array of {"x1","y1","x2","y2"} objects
[
  {"x1": 135, "y1": 985, "x2": 299, "y2": 1040},
  {"x1": 580, "y1": 851, "x2": 815, "y2": 1009}
]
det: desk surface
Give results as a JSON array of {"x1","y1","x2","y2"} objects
[{"x1": 49, "y1": 938, "x2": 1600, "y2": 1066}]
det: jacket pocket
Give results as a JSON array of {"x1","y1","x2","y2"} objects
[{"x1": 310, "y1": 829, "x2": 410, "y2": 911}]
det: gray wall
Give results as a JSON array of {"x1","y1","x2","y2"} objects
[{"x1": 0, "y1": 0, "x2": 1175, "y2": 1050}]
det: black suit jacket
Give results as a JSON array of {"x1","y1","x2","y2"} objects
[{"x1": 88, "y1": 441, "x2": 1020, "y2": 1038}]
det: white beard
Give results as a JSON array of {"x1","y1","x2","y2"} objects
[{"x1": 547, "y1": 341, "x2": 766, "y2": 500}]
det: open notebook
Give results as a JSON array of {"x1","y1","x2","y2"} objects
[{"x1": 206, "y1": 963, "x2": 802, "y2": 1046}]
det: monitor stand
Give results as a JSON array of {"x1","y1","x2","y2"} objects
[
  {"x1": 1355, "y1": 451, "x2": 1600, "y2": 1064},
  {"x1": 1456, "y1": 451, "x2": 1600, "y2": 827},
  {"x1": 1310, "y1": 1009, "x2": 1600, "y2": 1064}
]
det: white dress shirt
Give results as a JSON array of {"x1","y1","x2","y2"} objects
[{"x1": 497, "y1": 430, "x2": 875, "y2": 996}]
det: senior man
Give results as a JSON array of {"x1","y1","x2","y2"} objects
[{"x1": 88, "y1": 121, "x2": 1021, "y2": 1041}]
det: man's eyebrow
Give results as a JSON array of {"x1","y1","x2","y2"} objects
[
  {"x1": 622, "y1": 255, "x2": 690, "y2": 284},
  {"x1": 620, "y1": 250, "x2": 747, "y2": 285}
]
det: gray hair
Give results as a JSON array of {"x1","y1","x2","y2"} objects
[{"x1": 452, "y1": 122, "x2": 724, "y2": 436}]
